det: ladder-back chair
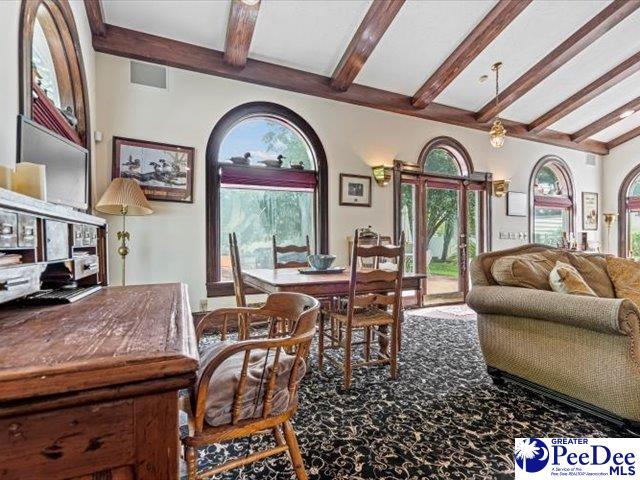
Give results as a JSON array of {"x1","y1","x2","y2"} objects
[
  {"x1": 319, "y1": 229, "x2": 405, "y2": 389},
  {"x1": 272, "y1": 235, "x2": 310, "y2": 269},
  {"x1": 184, "y1": 292, "x2": 320, "y2": 480}
]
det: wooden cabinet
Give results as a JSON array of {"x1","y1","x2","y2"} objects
[{"x1": 0, "y1": 284, "x2": 198, "y2": 480}]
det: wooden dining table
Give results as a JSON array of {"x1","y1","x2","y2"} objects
[
  {"x1": 242, "y1": 268, "x2": 425, "y2": 303},
  {"x1": 243, "y1": 268, "x2": 426, "y2": 352}
]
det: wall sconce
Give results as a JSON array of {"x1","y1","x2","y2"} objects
[
  {"x1": 372, "y1": 165, "x2": 393, "y2": 187},
  {"x1": 492, "y1": 179, "x2": 510, "y2": 197}
]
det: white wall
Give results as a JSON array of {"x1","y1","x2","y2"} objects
[
  {"x1": 94, "y1": 53, "x2": 604, "y2": 308},
  {"x1": 0, "y1": 0, "x2": 96, "y2": 185},
  {"x1": 602, "y1": 136, "x2": 640, "y2": 254}
]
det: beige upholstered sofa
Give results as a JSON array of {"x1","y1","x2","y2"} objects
[{"x1": 467, "y1": 244, "x2": 640, "y2": 428}]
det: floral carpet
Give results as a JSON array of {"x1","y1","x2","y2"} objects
[{"x1": 184, "y1": 314, "x2": 625, "y2": 479}]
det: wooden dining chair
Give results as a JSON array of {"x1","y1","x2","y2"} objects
[
  {"x1": 319, "y1": 229, "x2": 405, "y2": 389},
  {"x1": 182, "y1": 292, "x2": 320, "y2": 480},
  {"x1": 198, "y1": 233, "x2": 264, "y2": 340},
  {"x1": 272, "y1": 235, "x2": 310, "y2": 269}
]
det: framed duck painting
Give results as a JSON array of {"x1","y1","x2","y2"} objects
[{"x1": 112, "y1": 136, "x2": 195, "y2": 203}]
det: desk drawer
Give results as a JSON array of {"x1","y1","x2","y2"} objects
[
  {"x1": 45, "y1": 220, "x2": 70, "y2": 261},
  {"x1": 0, "y1": 210, "x2": 17, "y2": 248},
  {"x1": 18, "y1": 214, "x2": 37, "y2": 248},
  {"x1": 0, "y1": 400, "x2": 134, "y2": 479},
  {"x1": 72, "y1": 254, "x2": 99, "y2": 280},
  {"x1": 0, "y1": 264, "x2": 43, "y2": 302},
  {"x1": 83, "y1": 225, "x2": 98, "y2": 247},
  {"x1": 72, "y1": 224, "x2": 84, "y2": 248}
]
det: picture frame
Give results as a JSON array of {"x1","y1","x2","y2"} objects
[
  {"x1": 506, "y1": 191, "x2": 527, "y2": 217},
  {"x1": 582, "y1": 191, "x2": 598, "y2": 231},
  {"x1": 339, "y1": 173, "x2": 371, "y2": 207},
  {"x1": 112, "y1": 136, "x2": 195, "y2": 203}
]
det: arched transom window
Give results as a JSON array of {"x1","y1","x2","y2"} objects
[
  {"x1": 618, "y1": 165, "x2": 640, "y2": 259},
  {"x1": 530, "y1": 156, "x2": 575, "y2": 246},
  {"x1": 206, "y1": 102, "x2": 328, "y2": 295}
]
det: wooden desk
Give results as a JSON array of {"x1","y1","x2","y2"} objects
[
  {"x1": 0, "y1": 283, "x2": 198, "y2": 480},
  {"x1": 243, "y1": 268, "x2": 425, "y2": 303}
]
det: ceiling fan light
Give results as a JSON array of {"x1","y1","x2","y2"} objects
[{"x1": 489, "y1": 119, "x2": 507, "y2": 149}]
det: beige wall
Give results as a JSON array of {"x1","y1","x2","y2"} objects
[
  {"x1": 602, "y1": 136, "x2": 640, "y2": 255},
  {"x1": 0, "y1": 0, "x2": 97, "y2": 195},
  {"x1": 94, "y1": 53, "x2": 604, "y2": 308}
]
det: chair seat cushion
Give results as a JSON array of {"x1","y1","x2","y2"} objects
[
  {"x1": 333, "y1": 307, "x2": 394, "y2": 327},
  {"x1": 199, "y1": 341, "x2": 306, "y2": 427}
]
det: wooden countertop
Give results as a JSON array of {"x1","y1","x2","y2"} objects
[{"x1": 0, "y1": 283, "x2": 199, "y2": 402}]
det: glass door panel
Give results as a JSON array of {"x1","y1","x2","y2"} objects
[
  {"x1": 466, "y1": 189, "x2": 480, "y2": 271},
  {"x1": 425, "y1": 186, "x2": 462, "y2": 305},
  {"x1": 400, "y1": 183, "x2": 416, "y2": 273}
]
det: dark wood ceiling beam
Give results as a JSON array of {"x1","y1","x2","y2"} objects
[
  {"x1": 92, "y1": 24, "x2": 609, "y2": 155},
  {"x1": 529, "y1": 50, "x2": 640, "y2": 133},
  {"x1": 330, "y1": 0, "x2": 404, "y2": 92},
  {"x1": 607, "y1": 125, "x2": 640, "y2": 149},
  {"x1": 571, "y1": 96, "x2": 640, "y2": 142},
  {"x1": 476, "y1": 0, "x2": 640, "y2": 123},
  {"x1": 224, "y1": 0, "x2": 261, "y2": 68},
  {"x1": 83, "y1": 0, "x2": 106, "y2": 37},
  {"x1": 411, "y1": 0, "x2": 531, "y2": 109}
]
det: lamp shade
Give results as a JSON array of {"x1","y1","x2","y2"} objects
[{"x1": 96, "y1": 178, "x2": 153, "y2": 216}]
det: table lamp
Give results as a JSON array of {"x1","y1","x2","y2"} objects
[{"x1": 96, "y1": 178, "x2": 153, "y2": 285}]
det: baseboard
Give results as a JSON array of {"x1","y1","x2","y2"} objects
[{"x1": 487, "y1": 367, "x2": 640, "y2": 434}]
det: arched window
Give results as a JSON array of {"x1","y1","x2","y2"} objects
[
  {"x1": 20, "y1": 0, "x2": 90, "y2": 147},
  {"x1": 530, "y1": 156, "x2": 575, "y2": 246},
  {"x1": 618, "y1": 165, "x2": 640, "y2": 259},
  {"x1": 206, "y1": 102, "x2": 328, "y2": 296},
  {"x1": 421, "y1": 138, "x2": 471, "y2": 176}
]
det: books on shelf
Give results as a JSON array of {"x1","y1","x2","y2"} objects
[{"x1": 0, "y1": 254, "x2": 22, "y2": 266}]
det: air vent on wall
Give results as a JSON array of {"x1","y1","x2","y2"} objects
[
  {"x1": 130, "y1": 61, "x2": 167, "y2": 89},
  {"x1": 585, "y1": 153, "x2": 597, "y2": 166}
]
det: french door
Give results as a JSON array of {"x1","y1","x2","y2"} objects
[{"x1": 398, "y1": 172, "x2": 489, "y2": 306}]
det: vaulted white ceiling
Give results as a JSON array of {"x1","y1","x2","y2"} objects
[{"x1": 102, "y1": 0, "x2": 640, "y2": 145}]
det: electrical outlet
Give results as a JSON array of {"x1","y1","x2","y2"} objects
[{"x1": 199, "y1": 299, "x2": 208, "y2": 312}]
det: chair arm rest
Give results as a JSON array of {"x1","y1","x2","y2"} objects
[{"x1": 466, "y1": 286, "x2": 640, "y2": 336}]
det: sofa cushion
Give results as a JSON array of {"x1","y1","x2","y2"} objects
[
  {"x1": 491, "y1": 250, "x2": 570, "y2": 290},
  {"x1": 549, "y1": 261, "x2": 597, "y2": 297},
  {"x1": 566, "y1": 253, "x2": 615, "y2": 298},
  {"x1": 199, "y1": 341, "x2": 306, "y2": 427},
  {"x1": 607, "y1": 256, "x2": 640, "y2": 308}
]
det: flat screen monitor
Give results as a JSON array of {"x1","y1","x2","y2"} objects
[{"x1": 17, "y1": 115, "x2": 88, "y2": 210}]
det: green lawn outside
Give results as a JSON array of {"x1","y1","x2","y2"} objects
[{"x1": 428, "y1": 259, "x2": 458, "y2": 278}]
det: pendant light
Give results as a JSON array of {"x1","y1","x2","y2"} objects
[{"x1": 489, "y1": 62, "x2": 507, "y2": 149}]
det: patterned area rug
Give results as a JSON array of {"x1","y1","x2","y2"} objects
[{"x1": 186, "y1": 314, "x2": 624, "y2": 479}]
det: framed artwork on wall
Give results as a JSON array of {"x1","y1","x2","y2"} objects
[
  {"x1": 112, "y1": 136, "x2": 195, "y2": 203},
  {"x1": 582, "y1": 192, "x2": 598, "y2": 230},
  {"x1": 506, "y1": 191, "x2": 527, "y2": 217},
  {"x1": 339, "y1": 173, "x2": 371, "y2": 207}
]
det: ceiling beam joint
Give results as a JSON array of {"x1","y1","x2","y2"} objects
[{"x1": 224, "y1": 0, "x2": 261, "y2": 68}]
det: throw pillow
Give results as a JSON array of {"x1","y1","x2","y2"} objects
[
  {"x1": 606, "y1": 256, "x2": 640, "y2": 307},
  {"x1": 491, "y1": 250, "x2": 570, "y2": 290},
  {"x1": 566, "y1": 253, "x2": 615, "y2": 298},
  {"x1": 549, "y1": 261, "x2": 597, "y2": 297}
]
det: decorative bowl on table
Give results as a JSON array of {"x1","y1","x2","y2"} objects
[{"x1": 307, "y1": 254, "x2": 336, "y2": 271}]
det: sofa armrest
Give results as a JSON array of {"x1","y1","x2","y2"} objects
[{"x1": 466, "y1": 286, "x2": 640, "y2": 336}]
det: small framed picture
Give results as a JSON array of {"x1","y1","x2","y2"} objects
[
  {"x1": 582, "y1": 192, "x2": 598, "y2": 230},
  {"x1": 339, "y1": 174, "x2": 371, "y2": 207},
  {"x1": 112, "y1": 136, "x2": 195, "y2": 203},
  {"x1": 507, "y1": 191, "x2": 527, "y2": 217}
]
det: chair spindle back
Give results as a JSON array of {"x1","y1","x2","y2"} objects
[{"x1": 272, "y1": 235, "x2": 311, "y2": 269}]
